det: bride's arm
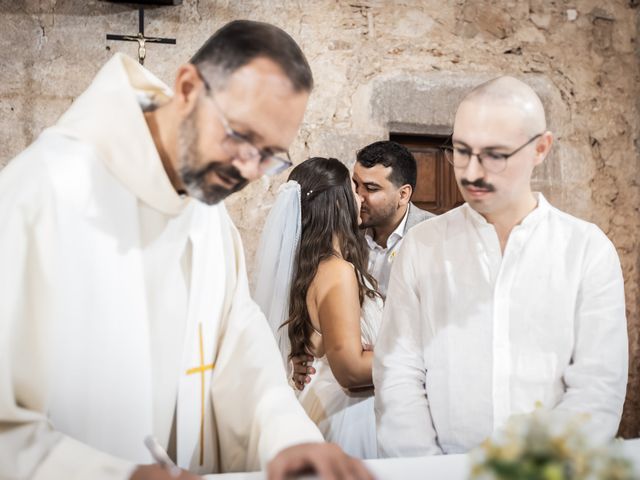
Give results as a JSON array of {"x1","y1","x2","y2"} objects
[{"x1": 312, "y1": 259, "x2": 372, "y2": 389}]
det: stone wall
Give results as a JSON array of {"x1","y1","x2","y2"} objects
[{"x1": 0, "y1": 0, "x2": 638, "y2": 437}]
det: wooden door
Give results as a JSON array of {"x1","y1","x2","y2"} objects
[{"x1": 390, "y1": 134, "x2": 464, "y2": 215}]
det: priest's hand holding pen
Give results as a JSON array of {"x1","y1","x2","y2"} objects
[
  {"x1": 130, "y1": 464, "x2": 200, "y2": 480},
  {"x1": 130, "y1": 436, "x2": 200, "y2": 480}
]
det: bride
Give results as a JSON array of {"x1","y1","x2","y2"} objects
[{"x1": 254, "y1": 157, "x2": 383, "y2": 459}]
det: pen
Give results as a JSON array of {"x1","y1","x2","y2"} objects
[{"x1": 144, "y1": 435, "x2": 182, "y2": 478}]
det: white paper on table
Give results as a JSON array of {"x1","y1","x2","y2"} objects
[
  {"x1": 202, "y1": 454, "x2": 470, "y2": 480},
  {"x1": 203, "y1": 440, "x2": 640, "y2": 480}
]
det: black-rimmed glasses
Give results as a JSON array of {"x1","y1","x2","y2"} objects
[{"x1": 443, "y1": 133, "x2": 543, "y2": 173}]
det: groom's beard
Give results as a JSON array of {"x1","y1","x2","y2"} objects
[
  {"x1": 177, "y1": 108, "x2": 249, "y2": 205},
  {"x1": 359, "y1": 200, "x2": 396, "y2": 230}
]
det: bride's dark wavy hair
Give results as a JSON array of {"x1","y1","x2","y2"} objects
[{"x1": 283, "y1": 157, "x2": 378, "y2": 359}]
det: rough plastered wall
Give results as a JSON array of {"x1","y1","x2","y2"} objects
[{"x1": 0, "y1": 0, "x2": 638, "y2": 437}]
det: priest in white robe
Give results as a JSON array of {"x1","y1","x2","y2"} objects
[
  {"x1": 0, "y1": 20, "x2": 372, "y2": 480},
  {"x1": 374, "y1": 76, "x2": 628, "y2": 457}
]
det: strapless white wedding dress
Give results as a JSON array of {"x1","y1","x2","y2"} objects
[{"x1": 297, "y1": 293, "x2": 383, "y2": 459}]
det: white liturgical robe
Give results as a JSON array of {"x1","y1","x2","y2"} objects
[
  {"x1": 374, "y1": 195, "x2": 628, "y2": 457},
  {"x1": 0, "y1": 53, "x2": 322, "y2": 480}
]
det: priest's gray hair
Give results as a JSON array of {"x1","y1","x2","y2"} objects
[{"x1": 190, "y1": 20, "x2": 313, "y2": 93}]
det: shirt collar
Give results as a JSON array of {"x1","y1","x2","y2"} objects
[
  {"x1": 464, "y1": 192, "x2": 550, "y2": 230},
  {"x1": 52, "y1": 53, "x2": 189, "y2": 216},
  {"x1": 365, "y1": 206, "x2": 410, "y2": 250}
]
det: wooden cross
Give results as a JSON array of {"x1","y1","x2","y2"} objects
[
  {"x1": 185, "y1": 323, "x2": 215, "y2": 466},
  {"x1": 106, "y1": 7, "x2": 176, "y2": 65}
]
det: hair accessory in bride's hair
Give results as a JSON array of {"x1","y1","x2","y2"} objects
[{"x1": 306, "y1": 189, "x2": 314, "y2": 197}]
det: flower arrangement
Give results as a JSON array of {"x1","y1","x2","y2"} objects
[{"x1": 469, "y1": 407, "x2": 636, "y2": 480}]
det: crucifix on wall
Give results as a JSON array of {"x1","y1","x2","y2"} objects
[{"x1": 104, "y1": 1, "x2": 182, "y2": 65}]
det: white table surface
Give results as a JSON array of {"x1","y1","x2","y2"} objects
[{"x1": 204, "y1": 438, "x2": 640, "y2": 480}]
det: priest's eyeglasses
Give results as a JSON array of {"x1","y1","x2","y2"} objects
[
  {"x1": 443, "y1": 133, "x2": 543, "y2": 174},
  {"x1": 195, "y1": 67, "x2": 293, "y2": 176}
]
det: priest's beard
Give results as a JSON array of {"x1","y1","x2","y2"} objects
[{"x1": 177, "y1": 108, "x2": 248, "y2": 205}]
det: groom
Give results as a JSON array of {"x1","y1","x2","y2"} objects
[{"x1": 353, "y1": 140, "x2": 434, "y2": 299}]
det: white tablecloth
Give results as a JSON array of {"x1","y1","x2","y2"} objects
[{"x1": 204, "y1": 438, "x2": 640, "y2": 480}]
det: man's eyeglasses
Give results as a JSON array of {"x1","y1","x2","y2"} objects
[
  {"x1": 194, "y1": 66, "x2": 293, "y2": 176},
  {"x1": 443, "y1": 133, "x2": 543, "y2": 174}
]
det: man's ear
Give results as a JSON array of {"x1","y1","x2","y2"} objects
[
  {"x1": 533, "y1": 131, "x2": 553, "y2": 167},
  {"x1": 172, "y1": 63, "x2": 206, "y2": 117},
  {"x1": 398, "y1": 184, "x2": 412, "y2": 207}
]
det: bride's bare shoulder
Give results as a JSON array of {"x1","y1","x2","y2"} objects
[{"x1": 313, "y1": 256, "x2": 357, "y2": 291}]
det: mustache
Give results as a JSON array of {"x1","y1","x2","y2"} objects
[
  {"x1": 180, "y1": 162, "x2": 248, "y2": 191},
  {"x1": 182, "y1": 161, "x2": 246, "y2": 186},
  {"x1": 460, "y1": 178, "x2": 495, "y2": 192},
  {"x1": 180, "y1": 162, "x2": 248, "y2": 205}
]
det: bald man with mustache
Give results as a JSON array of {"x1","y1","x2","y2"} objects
[{"x1": 373, "y1": 76, "x2": 628, "y2": 457}]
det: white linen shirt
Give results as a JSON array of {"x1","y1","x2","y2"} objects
[
  {"x1": 373, "y1": 194, "x2": 628, "y2": 457},
  {"x1": 365, "y1": 208, "x2": 409, "y2": 298}
]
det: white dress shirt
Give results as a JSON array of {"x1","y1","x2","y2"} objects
[
  {"x1": 373, "y1": 194, "x2": 628, "y2": 457},
  {"x1": 366, "y1": 208, "x2": 409, "y2": 298}
]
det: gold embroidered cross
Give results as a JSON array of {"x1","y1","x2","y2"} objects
[{"x1": 185, "y1": 323, "x2": 215, "y2": 466}]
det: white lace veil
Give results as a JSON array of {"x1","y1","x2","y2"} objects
[{"x1": 253, "y1": 180, "x2": 301, "y2": 370}]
